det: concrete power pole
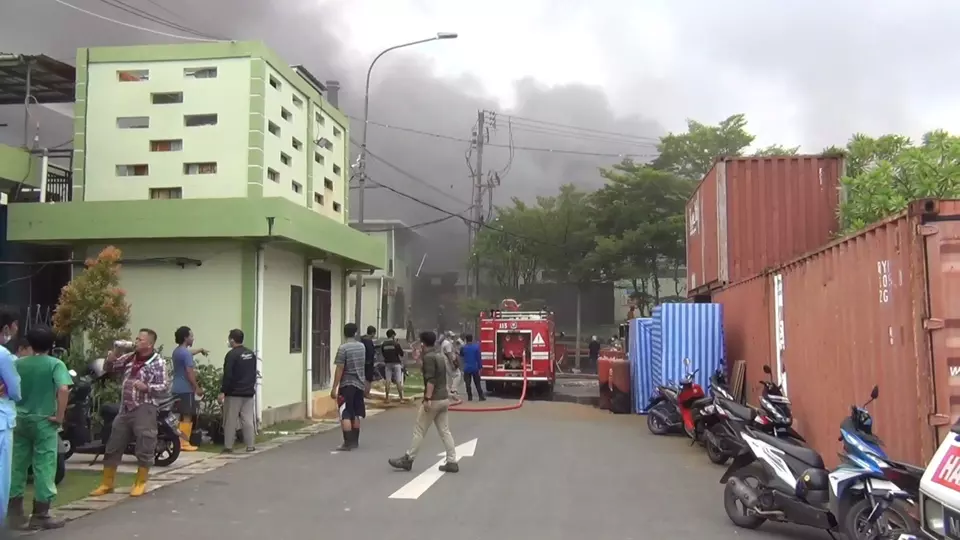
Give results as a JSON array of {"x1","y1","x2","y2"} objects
[{"x1": 470, "y1": 110, "x2": 485, "y2": 299}]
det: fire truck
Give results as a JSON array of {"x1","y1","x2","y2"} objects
[{"x1": 478, "y1": 299, "x2": 560, "y2": 398}]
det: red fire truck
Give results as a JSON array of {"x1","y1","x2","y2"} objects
[{"x1": 478, "y1": 299, "x2": 560, "y2": 398}]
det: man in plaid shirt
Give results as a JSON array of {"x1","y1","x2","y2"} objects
[{"x1": 90, "y1": 328, "x2": 170, "y2": 498}]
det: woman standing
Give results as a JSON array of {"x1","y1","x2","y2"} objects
[{"x1": 0, "y1": 309, "x2": 22, "y2": 527}]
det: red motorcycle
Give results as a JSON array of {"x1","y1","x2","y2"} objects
[{"x1": 646, "y1": 358, "x2": 710, "y2": 439}]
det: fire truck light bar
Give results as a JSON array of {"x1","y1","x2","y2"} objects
[{"x1": 486, "y1": 310, "x2": 552, "y2": 320}]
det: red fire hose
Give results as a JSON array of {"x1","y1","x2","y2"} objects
[{"x1": 448, "y1": 361, "x2": 528, "y2": 412}]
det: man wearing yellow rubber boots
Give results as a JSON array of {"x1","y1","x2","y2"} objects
[
  {"x1": 8, "y1": 325, "x2": 71, "y2": 530},
  {"x1": 171, "y1": 326, "x2": 207, "y2": 452},
  {"x1": 90, "y1": 329, "x2": 169, "y2": 498}
]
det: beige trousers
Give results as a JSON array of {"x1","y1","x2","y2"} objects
[{"x1": 406, "y1": 399, "x2": 457, "y2": 463}]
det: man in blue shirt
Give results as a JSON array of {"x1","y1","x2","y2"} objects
[
  {"x1": 461, "y1": 334, "x2": 484, "y2": 401},
  {"x1": 0, "y1": 309, "x2": 21, "y2": 527},
  {"x1": 171, "y1": 326, "x2": 208, "y2": 452}
]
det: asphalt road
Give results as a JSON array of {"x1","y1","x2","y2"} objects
[{"x1": 36, "y1": 399, "x2": 825, "y2": 540}]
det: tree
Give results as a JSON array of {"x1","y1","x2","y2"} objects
[
  {"x1": 472, "y1": 199, "x2": 546, "y2": 293},
  {"x1": 52, "y1": 246, "x2": 132, "y2": 358},
  {"x1": 652, "y1": 114, "x2": 755, "y2": 180},
  {"x1": 753, "y1": 144, "x2": 800, "y2": 157},
  {"x1": 839, "y1": 131, "x2": 960, "y2": 232}
]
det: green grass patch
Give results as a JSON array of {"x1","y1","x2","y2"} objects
[
  {"x1": 40, "y1": 470, "x2": 136, "y2": 508},
  {"x1": 195, "y1": 419, "x2": 316, "y2": 453}
]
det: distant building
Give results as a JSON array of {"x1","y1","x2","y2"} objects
[{"x1": 4, "y1": 42, "x2": 385, "y2": 423}]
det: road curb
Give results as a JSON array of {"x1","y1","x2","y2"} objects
[{"x1": 43, "y1": 410, "x2": 386, "y2": 528}]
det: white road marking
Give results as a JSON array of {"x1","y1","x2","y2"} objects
[{"x1": 388, "y1": 438, "x2": 478, "y2": 500}]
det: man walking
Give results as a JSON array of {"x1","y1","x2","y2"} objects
[
  {"x1": 441, "y1": 331, "x2": 462, "y2": 405},
  {"x1": 219, "y1": 329, "x2": 257, "y2": 453},
  {"x1": 0, "y1": 309, "x2": 20, "y2": 528},
  {"x1": 405, "y1": 307, "x2": 415, "y2": 344},
  {"x1": 90, "y1": 328, "x2": 168, "y2": 499},
  {"x1": 461, "y1": 334, "x2": 484, "y2": 401},
  {"x1": 588, "y1": 335, "x2": 601, "y2": 371},
  {"x1": 388, "y1": 331, "x2": 457, "y2": 472},
  {"x1": 171, "y1": 326, "x2": 208, "y2": 452},
  {"x1": 8, "y1": 325, "x2": 70, "y2": 529},
  {"x1": 380, "y1": 329, "x2": 405, "y2": 401},
  {"x1": 330, "y1": 323, "x2": 366, "y2": 451},
  {"x1": 361, "y1": 326, "x2": 377, "y2": 398}
]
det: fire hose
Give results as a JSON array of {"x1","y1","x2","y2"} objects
[{"x1": 448, "y1": 360, "x2": 528, "y2": 412}]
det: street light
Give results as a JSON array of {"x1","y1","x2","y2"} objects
[{"x1": 353, "y1": 32, "x2": 458, "y2": 327}]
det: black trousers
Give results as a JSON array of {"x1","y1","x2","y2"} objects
[{"x1": 464, "y1": 372, "x2": 484, "y2": 400}]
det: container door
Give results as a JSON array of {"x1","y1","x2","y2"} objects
[{"x1": 924, "y1": 219, "x2": 960, "y2": 445}]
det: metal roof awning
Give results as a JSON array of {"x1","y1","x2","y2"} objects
[{"x1": 0, "y1": 54, "x2": 76, "y2": 106}]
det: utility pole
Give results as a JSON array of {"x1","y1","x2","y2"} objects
[{"x1": 470, "y1": 110, "x2": 485, "y2": 298}]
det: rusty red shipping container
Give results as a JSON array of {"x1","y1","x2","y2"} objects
[
  {"x1": 713, "y1": 199, "x2": 960, "y2": 468},
  {"x1": 686, "y1": 155, "x2": 844, "y2": 295}
]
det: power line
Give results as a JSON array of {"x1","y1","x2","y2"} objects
[
  {"x1": 360, "y1": 212, "x2": 468, "y2": 232},
  {"x1": 508, "y1": 123, "x2": 660, "y2": 147},
  {"x1": 495, "y1": 113, "x2": 663, "y2": 143},
  {"x1": 52, "y1": 0, "x2": 221, "y2": 42},
  {"x1": 93, "y1": 0, "x2": 224, "y2": 40},
  {"x1": 351, "y1": 118, "x2": 658, "y2": 159}
]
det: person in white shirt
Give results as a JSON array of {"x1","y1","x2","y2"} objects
[{"x1": 440, "y1": 331, "x2": 462, "y2": 405}]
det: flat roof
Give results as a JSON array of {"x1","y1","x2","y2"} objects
[
  {"x1": 0, "y1": 54, "x2": 75, "y2": 106},
  {"x1": 350, "y1": 219, "x2": 426, "y2": 239}
]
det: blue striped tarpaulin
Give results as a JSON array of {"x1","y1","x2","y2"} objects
[
  {"x1": 650, "y1": 303, "x2": 724, "y2": 395},
  {"x1": 630, "y1": 318, "x2": 655, "y2": 413}
]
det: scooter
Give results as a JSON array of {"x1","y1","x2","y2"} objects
[
  {"x1": 704, "y1": 364, "x2": 806, "y2": 466},
  {"x1": 721, "y1": 385, "x2": 919, "y2": 540},
  {"x1": 64, "y1": 359, "x2": 183, "y2": 467},
  {"x1": 646, "y1": 358, "x2": 710, "y2": 440}
]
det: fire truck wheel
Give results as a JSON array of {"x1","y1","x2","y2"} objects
[
  {"x1": 486, "y1": 381, "x2": 500, "y2": 394},
  {"x1": 542, "y1": 382, "x2": 555, "y2": 400}
]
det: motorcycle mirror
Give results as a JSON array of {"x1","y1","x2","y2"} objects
[
  {"x1": 870, "y1": 385, "x2": 879, "y2": 400},
  {"x1": 68, "y1": 369, "x2": 77, "y2": 377},
  {"x1": 762, "y1": 365, "x2": 772, "y2": 375},
  {"x1": 684, "y1": 358, "x2": 691, "y2": 367}
]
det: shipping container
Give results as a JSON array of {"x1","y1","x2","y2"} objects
[
  {"x1": 686, "y1": 155, "x2": 844, "y2": 295},
  {"x1": 713, "y1": 199, "x2": 960, "y2": 468},
  {"x1": 629, "y1": 317, "x2": 654, "y2": 413},
  {"x1": 711, "y1": 276, "x2": 774, "y2": 403},
  {"x1": 650, "y1": 303, "x2": 725, "y2": 393}
]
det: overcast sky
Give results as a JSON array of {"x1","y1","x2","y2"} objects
[{"x1": 3, "y1": 0, "x2": 960, "y2": 270}]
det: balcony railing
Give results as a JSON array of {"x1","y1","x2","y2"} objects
[{"x1": 10, "y1": 163, "x2": 73, "y2": 203}]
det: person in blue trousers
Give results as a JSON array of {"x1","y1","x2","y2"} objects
[{"x1": 0, "y1": 308, "x2": 22, "y2": 528}]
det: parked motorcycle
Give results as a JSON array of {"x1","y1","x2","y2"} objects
[
  {"x1": 646, "y1": 358, "x2": 710, "y2": 439},
  {"x1": 720, "y1": 385, "x2": 920, "y2": 540},
  {"x1": 63, "y1": 359, "x2": 183, "y2": 467},
  {"x1": 704, "y1": 364, "x2": 805, "y2": 466}
]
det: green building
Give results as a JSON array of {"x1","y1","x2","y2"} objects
[{"x1": 4, "y1": 42, "x2": 385, "y2": 424}]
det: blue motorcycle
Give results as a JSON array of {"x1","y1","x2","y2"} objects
[{"x1": 829, "y1": 385, "x2": 920, "y2": 539}]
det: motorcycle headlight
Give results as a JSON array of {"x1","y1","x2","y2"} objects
[{"x1": 925, "y1": 496, "x2": 945, "y2": 535}]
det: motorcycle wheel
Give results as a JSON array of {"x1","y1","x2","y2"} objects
[
  {"x1": 154, "y1": 437, "x2": 181, "y2": 467},
  {"x1": 706, "y1": 434, "x2": 729, "y2": 465},
  {"x1": 646, "y1": 404, "x2": 671, "y2": 436},
  {"x1": 723, "y1": 465, "x2": 766, "y2": 530},
  {"x1": 55, "y1": 454, "x2": 66, "y2": 486},
  {"x1": 842, "y1": 498, "x2": 919, "y2": 540}
]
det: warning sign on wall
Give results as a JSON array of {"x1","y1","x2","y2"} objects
[{"x1": 532, "y1": 333, "x2": 545, "y2": 346}]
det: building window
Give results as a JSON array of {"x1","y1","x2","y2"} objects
[
  {"x1": 314, "y1": 152, "x2": 324, "y2": 165},
  {"x1": 292, "y1": 181, "x2": 303, "y2": 194},
  {"x1": 267, "y1": 168, "x2": 279, "y2": 183},
  {"x1": 268, "y1": 121, "x2": 281, "y2": 137},
  {"x1": 332, "y1": 201, "x2": 342, "y2": 213},
  {"x1": 289, "y1": 285, "x2": 303, "y2": 353},
  {"x1": 152, "y1": 92, "x2": 183, "y2": 104},
  {"x1": 269, "y1": 75, "x2": 281, "y2": 90},
  {"x1": 292, "y1": 95, "x2": 303, "y2": 109},
  {"x1": 184, "y1": 114, "x2": 218, "y2": 127},
  {"x1": 280, "y1": 107, "x2": 292, "y2": 122},
  {"x1": 292, "y1": 137, "x2": 303, "y2": 151},
  {"x1": 116, "y1": 164, "x2": 149, "y2": 176},
  {"x1": 333, "y1": 164, "x2": 341, "y2": 176},
  {"x1": 324, "y1": 178, "x2": 334, "y2": 190},
  {"x1": 150, "y1": 187, "x2": 182, "y2": 199},
  {"x1": 117, "y1": 69, "x2": 149, "y2": 82},
  {"x1": 150, "y1": 139, "x2": 182, "y2": 152},
  {"x1": 184, "y1": 67, "x2": 217, "y2": 79},
  {"x1": 333, "y1": 127, "x2": 342, "y2": 138},
  {"x1": 117, "y1": 116, "x2": 149, "y2": 129},
  {"x1": 322, "y1": 139, "x2": 334, "y2": 151},
  {"x1": 183, "y1": 162, "x2": 217, "y2": 175},
  {"x1": 314, "y1": 192, "x2": 324, "y2": 205},
  {"x1": 280, "y1": 152, "x2": 292, "y2": 166},
  {"x1": 315, "y1": 111, "x2": 325, "y2": 126}
]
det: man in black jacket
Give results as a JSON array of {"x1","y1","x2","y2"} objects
[{"x1": 218, "y1": 329, "x2": 258, "y2": 453}]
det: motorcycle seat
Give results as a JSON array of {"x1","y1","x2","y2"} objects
[
  {"x1": 887, "y1": 459, "x2": 924, "y2": 478},
  {"x1": 692, "y1": 397, "x2": 713, "y2": 409},
  {"x1": 100, "y1": 403, "x2": 120, "y2": 423},
  {"x1": 718, "y1": 398, "x2": 754, "y2": 421},
  {"x1": 753, "y1": 429, "x2": 824, "y2": 468}
]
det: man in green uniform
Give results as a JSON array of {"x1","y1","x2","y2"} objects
[{"x1": 7, "y1": 325, "x2": 71, "y2": 530}]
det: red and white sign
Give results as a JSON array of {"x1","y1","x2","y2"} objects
[{"x1": 933, "y1": 443, "x2": 960, "y2": 492}]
